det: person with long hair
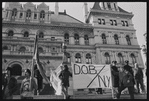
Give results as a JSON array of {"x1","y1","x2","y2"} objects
[{"x1": 59, "y1": 65, "x2": 72, "y2": 99}]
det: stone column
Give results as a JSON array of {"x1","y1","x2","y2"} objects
[
  {"x1": 31, "y1": 11, "x2": 34, "y2": 22},
  {"x1": 69, "y1": 35, "x2": 74, "y2": 45},
  {"x1": 104, "y1": 2, "x2": 108, "y2": 10},
  {"x1": 80, "y1": 35, "x2": 84, "y2": 45},
  {"x1": 7, "y1": 10, "x2": 12, "y2": 21}
]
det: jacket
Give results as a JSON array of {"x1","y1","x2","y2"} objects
[{"x1": 119, "y1": 71, "x2": 134, "y2": 87}]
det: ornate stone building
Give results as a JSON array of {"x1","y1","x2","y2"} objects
[{"x1": 2, "y1": 2, "x2": 144, "y2": 77}]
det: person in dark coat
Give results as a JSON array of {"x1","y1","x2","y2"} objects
[
  {"x1": 59, "y1": 64, "x2": 72, "y2": 99},
  {"x1": 134, "y1": 63, "x2": 145, "y2": 94},
  {"x1": 111, "y1": 61, "x2": 119, "y2": 99},
  {"x1": 3, "y1": 67, "x2": 18, "y2": 99},
  {"x1": 34, "y1": 65, "x2": 43, "y2": 95},
  {"x1": 116, "y1": 66, "x2": 134, "y2": 99}
]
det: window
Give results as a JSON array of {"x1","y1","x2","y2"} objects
[
  {"x1": 40, "y1": 10, "x2": 45, "y2": 20},
  {"x1": 8, "y1": 30, "x2": 14, "y2": 37},
  {"x1": 118, "y1": 53, "x2": 124, "y2": 64},
  {"x1": 98, "y1": 18, "x2": 101, "y2": 24},
  {"x1": 130, "y1": 53, "x2": 136, "y2": 65},
  {"x1": 114, "y1": 34, "x2": 119, "y2": 45},
  {"x1": 38, "y1": 47, "x2": 44, "y2": 54},
  {"x1": 19, "y1": 12, "x2": 23, "y2": 18},
  {"x1": 107, "y1": 3, "x2": 112, "y2": 10},
  {"x1": 126, "y1": 35, "x2": 131, "y2": 45},
  {"x1": 125, "y1": 21, "x2": 128, "y2": 27},
  {"x1": 26, "y1": 9, "x2": 31, "y2": 19},
  {"x1": 101, "y1": 33, "x2": 107, "y2": 44},
  {"x1": 110, "y1": 19, "x2": 117, "y2": 26},
  {"x1": 105, "y1": 52, "x2": 110, "y2": 64},
  {"x1": 19, "y1": 46, "x2": 26, "y2": 53},
  {"x1": 98, "y1": 18, "x2": 105, "y2": 25},
  {"x1": 39, "y1": 32, "x2": 44, "y2": 38},
  {"x1": 121, "y1": 20, "x2": 128, "y2": 27},
  {"x1": 114, "y1": 20, "x2": 117, "y2": 26},
  {"x1": 84, "y1": 35, "x2": 89, "y2": 45},
  {"x1": 86, "y1": 53, "x2": 92, "y2": 64},
  {"x1": 51, "y1": 37, "x2": 55, "y2": 41},
  {"x1": 110, "y1": 20, "x2": 113, "y2": 25},
  {"x1": 102, "y1": 19, "x2": 105, "y2": 25},
  {"x1": 3, "y1": 46, "x2": 8, "y2": 50},
  {"x1": 64, "y1": 33, "x2": 69, "y2": 44},
  {"x1": 74, "y1": 34, "x2": 79, "y2": 45},
  {"x1": 66, "y1": 53, "x2": 71, "y2": 63},
  {"x1": 34, "y1": 13, "x2": 37, "y2": 19},
  {"x1": 11, "y1": 8, "x2": 17, "y2": 18},
  {"x1": 24, "y1": 31, "x2": 29, "y2": 37},
  {"x1": 75, "y1": 53, "x2": 81, "y2": 63}
]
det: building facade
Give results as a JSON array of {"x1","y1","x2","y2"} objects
[{"x1": 2, "y1": 2, "x2": 144, "y2": 78}]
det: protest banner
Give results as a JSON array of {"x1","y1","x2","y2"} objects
[{"x1": 71, "y1": 63, "x2": 112, "y2": 89}]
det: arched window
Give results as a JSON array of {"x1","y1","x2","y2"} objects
[
  {"x1": 26, "y1": 9, "x2": 31, "y2": 19},
  {"x1": 126, "y1": 35, "x2": 131, "y2": 45},
  {"x1": 75, "y1": 53, "x2": 81, "y2": 63},
  {"x1": 107, "y1": 3, "x2": 112, "y2": 10},
  {"x1": 66, "y1": 53, "x2": 71, "y2": 63},
  {"x1": 86, "y1": 53, "x2": 92, "y2": 64},
  {"x1": 130, "y1": 53, "x2": 136, "y2": 65},
  {"x1": 114, "y1": 34, "x2": 119, "y2": 45},
  {"x1": 19, "y1": 46, "x2": 26, "y2": 53},
  {"x1": 118, "y1": 53, "x2": 124, "y2": 63},
  {"x1": 105, "y1": 52, "x2": 110, "y2": 64},
  {"x1": 74, "y1": 34, "x2": 79, "y2": 45},
  {"x1": 3, "y1": 46, "x2": 8, "y2": 50},
  {"x1": 38, "y1": 47, "x2": 44, "y2": 54},
  {"x1": 84, "y1": 35, "x2": 89, "y2": 45},
  {"x1": 40, "y1": 10, "x2": 45, "y2": 20},
  {"x1": 11, "y1": 8, "x2": 17, "y2": 18},
  {"x1": 8, "y1": 30, "x2": 14, "y2": 37},
  {"x1": 24, "y1": 31, "x2": 29, "y2": 37},
  {"x1": 39, "y1": 32, "x2": 44, "y2": 38},
  {"x1": 101, "y1": 33, "x2": 107, "y2": 44},
  {"x1": 64, "y1": 33, "x2": 69, "y2": 44}
]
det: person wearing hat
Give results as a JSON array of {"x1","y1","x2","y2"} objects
[
  {"x1": 20, "y1": 69, "x2": 37, "y2": 99},
  {"x1": 3, "y1": 67, "x2": 18, "y2": 99},
  {"x1": 116, "y1": 65, "x2": 134, "y2": 99},
  {"x1": 111, "y1": 61, "x2": 119, "y2": 99}
]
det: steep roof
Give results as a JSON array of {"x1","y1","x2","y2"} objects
[{"x1": 50, "y1": 11, "x2": 84, "y2": 24}]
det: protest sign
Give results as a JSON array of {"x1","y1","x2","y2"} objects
[{"x1": 72, "y1": 63, "x2": 112, "y2": 89}]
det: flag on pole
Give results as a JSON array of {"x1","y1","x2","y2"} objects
[{"x1": 32, "y1": 34, "x2": 51, "y2": 85}]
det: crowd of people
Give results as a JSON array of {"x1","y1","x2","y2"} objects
[
  {"x1": 2, "y1": 60, "x2": 146, "y2": 99},
  {"x1": 110, "y1": 60, "x2": 146, "y2": 99}
]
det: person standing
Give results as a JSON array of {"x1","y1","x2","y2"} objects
[
  {"x1": 134, "y1": 63, "x2": 145, "y2": 94},
  {"x1": 111, "y1": 61, "x2": 119, "y2": 99},
  {"x1": 59, "y1": 65, "x2": 72, "y2": 99},
  {"x1": 116, "y1": 66, "x2": 134, "y2": 99},
  {"x1": 3, "y1": 67, "x2": 18, "y2": 99},
  {"x1": 20, "y1": 69, "x2": 37, "y2": 99},
  {"x1": 34, "y1": 66, "x2": 43, "y2": 95}
]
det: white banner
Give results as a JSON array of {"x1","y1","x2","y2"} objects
[{"x1": 72, "y1": 63, "x2": 112, "y2": 89}]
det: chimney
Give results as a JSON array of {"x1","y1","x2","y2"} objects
[
  {"x1": 83, "y1": 2, "x2": 88, "y2": 22},
  {"x1": 55, "y1": 2, "x2": 59, "y2": 15}
]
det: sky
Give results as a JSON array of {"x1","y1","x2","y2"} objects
[{"x1": 2, "y1": 2, "x2": 146, "y2": 63}]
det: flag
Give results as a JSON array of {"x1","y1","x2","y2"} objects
[{"x1": 32, "y1": 34, "x2": 51, "y2": 85}]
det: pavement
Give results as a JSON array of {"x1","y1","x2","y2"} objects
[{"x1": 13, "y1": 93, "x2": 147, "y2": 99}]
